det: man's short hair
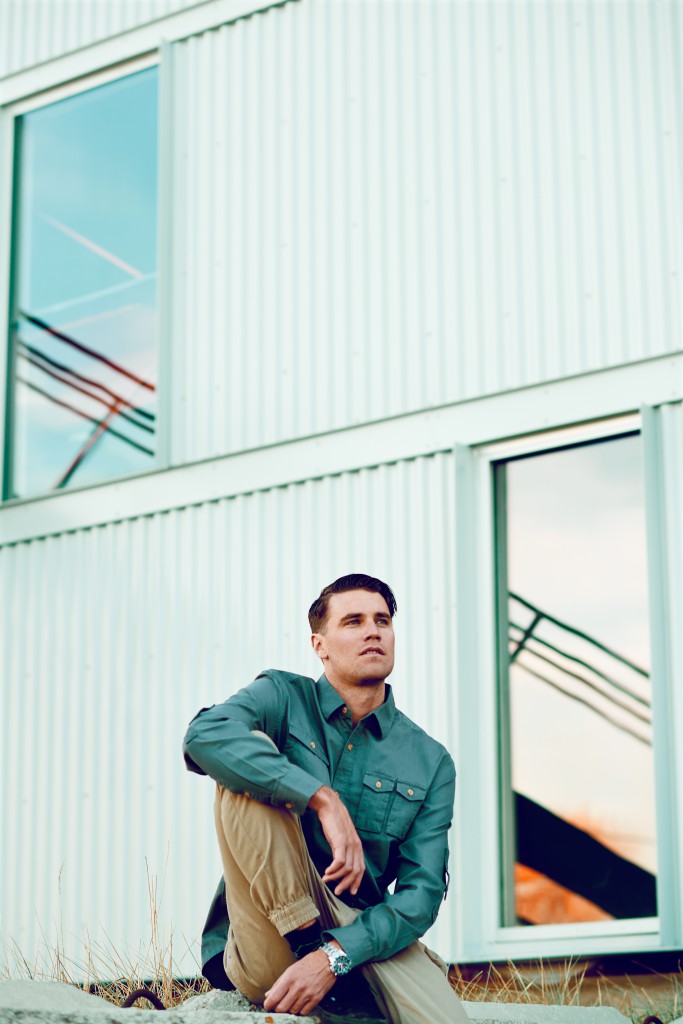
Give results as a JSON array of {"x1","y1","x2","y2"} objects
[{"x1": 308, "y1": 573, "x2": 397, "y2": 633}]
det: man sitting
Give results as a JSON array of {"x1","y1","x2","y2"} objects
[{"x1": 183, "y1": 573, "x2": 467, "y2": 1023}]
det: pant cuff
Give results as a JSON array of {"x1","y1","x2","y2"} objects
[{"x1": 270, "y1": 895, "x2": 320, "y2": 936}]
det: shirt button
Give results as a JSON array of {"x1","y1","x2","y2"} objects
[
  {"x1": 375, "y1": 780, "x2": 382, "y2": 788},
  {"x1": 407, "y1": 788, "x2": 414, "y2": 796},
  {"x1": 342, "y1": 707, "x2": 348, "y2": 714},
  {"x1": 310, "y1": 741, "x2": 316, "y2": 749},
  {"x1": 347, "y1": 743, "x2": 354, "y2": 751},
  {"x1": 285, "y1": 802, "x2": 293, "y2": 809}
]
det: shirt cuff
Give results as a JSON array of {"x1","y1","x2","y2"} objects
[
  {"x1": 322, "y1": 919, "x2": 375, "y2": 968},
  {"x1": 272, "y1": 763, "x2": 324, "y2": 814}
]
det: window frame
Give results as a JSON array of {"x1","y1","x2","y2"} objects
[
  {"x1": 453, "y1": 409, "x2": 680, "y2": 961},
  {"x1": 0, "y1": 51, "x2": 166, "y2": 503}
]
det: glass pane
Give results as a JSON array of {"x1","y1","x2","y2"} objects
[
  {"x1": 8, "y1": 67, "x2": 158, "y2": 499},
  {"x1": 498, "y1": 435, "x2": 657, "y2": 926}
]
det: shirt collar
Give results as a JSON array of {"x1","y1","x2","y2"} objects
[{"x1": 316, "y1": 675, "x2": 397, "y2": 738}]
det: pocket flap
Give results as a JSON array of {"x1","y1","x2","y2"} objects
[
  {"x1": 288, "y1": 722, "x2": 329, "y2": 764},
  {"x1": 395, "y1": 781, "x2": 425, "y2": 801},
  {"x1": 361, "y1": 771, "x2": 395, "y2": 792}
]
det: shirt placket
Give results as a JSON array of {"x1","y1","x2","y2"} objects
[{"x1": 329, "y1": 706, "x2": 367, "y2": 816}]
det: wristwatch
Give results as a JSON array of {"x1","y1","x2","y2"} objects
[{"x1": 321, "y1": 941, "x2": 352, "y2": 976}]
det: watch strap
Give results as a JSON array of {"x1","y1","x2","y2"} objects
[{"x1": 320, "y1": 941, "x2": 352, "y2": 975}]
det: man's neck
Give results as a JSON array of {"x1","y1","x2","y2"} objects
[{"x1": 325, "y1": 674, "x2": 387, "y2": 725}]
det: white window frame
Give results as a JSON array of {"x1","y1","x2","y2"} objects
[
  {"x1": 0, "y1": 0, "x2": 291, "y2": 502},
  {"x1": 452, "y1": 406, "x2": 682, "y2": 962},
  {"x1": 0, "y1": 51, "x2": 166, "y2": 500}
]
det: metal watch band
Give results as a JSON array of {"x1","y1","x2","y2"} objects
[{"x1": 320, "y1": 941, "x2": 352, "y2": 976}]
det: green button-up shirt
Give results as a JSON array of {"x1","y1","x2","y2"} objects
[{"x1": 183, "y1": 669, "x2": 455, "y2": 969}]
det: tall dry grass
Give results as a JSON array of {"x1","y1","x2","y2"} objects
[
  {"x1": 0, "y1": 865, "x2": 210, "y2": 1009},
  {"x1": 3, "y1": 869, "x2": 682, "y2": 1018},
  {"x1": 450, "y1": 959, "x2": 683, "y2": 1024}
]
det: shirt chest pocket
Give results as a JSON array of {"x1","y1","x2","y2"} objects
[
  {"x1": 285, "y1": 722, "x2": 330, "y2": 784},
  {"x1": 356, "y1": 772, "x2": 426, "y2": 838},
  {"x1": 386, "y1": 780, "x2": 426, "y2": 838}
]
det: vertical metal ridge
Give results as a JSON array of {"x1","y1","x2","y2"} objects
[
  {"x1": 0, "y1": 0, "x2": 199, "y2": 78},
  {"x1": 165, "y1": 0, "x2": 683, "y2": 465}
]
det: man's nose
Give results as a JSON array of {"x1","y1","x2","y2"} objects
[{"x1": 364, "y1": 623, "x2": 381, "y2": 639}]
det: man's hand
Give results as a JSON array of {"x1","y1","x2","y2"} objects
[
  {"x1": 308, "y1": 786, "x2": 365, "y2": 895},
  {"x1": 263, "y1": 948, "x2": 335, "y2": 1015}
]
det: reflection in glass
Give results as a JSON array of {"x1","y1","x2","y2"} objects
[
  {"x1": 497, "y1": 435, "x2": 657, "y2": 926},
  {"x1": 8, "y1": 68, "x2": 158, "y2": 499}
]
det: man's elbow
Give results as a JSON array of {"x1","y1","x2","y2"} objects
[
  {"x1": 183, "y1": 745, "x2": 207, "y2": 776},
  {"x1": 182, "y1": 717, "x2": 210, "y2": 776}
]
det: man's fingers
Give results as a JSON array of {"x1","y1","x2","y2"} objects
[
  {"x1": 321, "y1": 854, "x2": 347, "y2": 881},
  {"x1": 321, "y1": 842, "x2": 366, "y2": 894},
  {"x1": 328, "y1": 850, "x2": 366, "y2": 894},
  {"x1": 334, "y1": 868, "x2": 361, "y2": 895},
  {"x1": 263, "y1": 978, "x2": 291, "y2": 1012},
  {"x1": 264, "y1": 951, "x2": 335, "y2": 1014}
]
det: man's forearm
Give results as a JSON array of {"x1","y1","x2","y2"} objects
[{"x1": 308, "y1": 785, "x2": 366, "y2": 897}]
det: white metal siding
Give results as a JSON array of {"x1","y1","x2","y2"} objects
[
  {"x1": 0, "y1": 0, "x2": 198, "y2": 79},
  {"x1": 169, "y1": 0, "x2": 683, "y2": 464},
  {"x1": 0, "y1": 451, "x2": 459, "y2": 971}
]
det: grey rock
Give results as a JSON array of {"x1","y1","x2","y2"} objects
[
  {"x1": 0, "y1": 981, "x2": 316, "y2": 1024},
  {"x1": 0, "y1": 981, "x2": 637, "y2": 1024},
  {"x1": 0, "y1": 982, "x2": 110, "y2": 1013},
  {"x1": 462, "y1": 1002, "x2": 632, "y2": 1024},
  {"x1": 169, "y1": 989, "x2": 316, "y2": 1021},
  {"x1": 170, "y1": 990, "x2": 258, "y2": 1013}
]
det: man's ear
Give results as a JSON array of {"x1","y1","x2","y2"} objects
[{"x1": 311, "y1": 633, "x2": 328, "y2": 660}]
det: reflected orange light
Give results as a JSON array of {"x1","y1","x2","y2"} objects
[{"x1": 515, "y1": 863, "x2": 614, "y2": 925}]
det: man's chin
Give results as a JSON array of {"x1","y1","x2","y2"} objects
[{"x1": 354, "y1": 664, "x2": 393, "y2": 685}]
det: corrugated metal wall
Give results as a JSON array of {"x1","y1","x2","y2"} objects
[
  {"x1": 3, "y1": 0, "x2": 683, "y2": 975},
  {"x1": 0, "y1": 451, "x2": 459, "y2": 970},
  {"x1": 0, "y1": 0, "x2": 197, "y2": 79},
  {"x1": 169, "y1": 0, "x2": 683, "y2": 464}
]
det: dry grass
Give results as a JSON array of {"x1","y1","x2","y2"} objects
[
  {"x1": 4, "y1": 872, "x2": 683, "y2": 1018},
  {"x1": 0, "y1": 865, "x2": 210, "y2": 1009},
  {"x1": 450, "y1": 959, "x2": 683, "y2": 1024}
]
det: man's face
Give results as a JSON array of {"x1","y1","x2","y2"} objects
[{"x1": 312, "y1": 589, "x2": 395, "y2": 687}]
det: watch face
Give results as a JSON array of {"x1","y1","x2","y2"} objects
[
  {"x1": 332, "y1": 953, "x2": 352, "y2": 976},
  {"x1": 323, "y1": 943, "x2": 352, "y2": 975}
]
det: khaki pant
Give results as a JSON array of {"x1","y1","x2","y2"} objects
[{"x1": 213, "y1": 767, "x2": 469, "y2": 1023}]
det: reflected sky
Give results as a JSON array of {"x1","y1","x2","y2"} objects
[
  {"x1": 10, "y1": 67, "x2": 158, "y2": 498},
  {"x1": 503, "y1": 435, "x2": 656, "y2": 923}
]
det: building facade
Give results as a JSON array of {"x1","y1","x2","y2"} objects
[{"x1": 1, "y1": 0, "x2": 683, "y2": 977}]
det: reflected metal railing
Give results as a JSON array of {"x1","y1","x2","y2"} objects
[
  {"x1": 508, "y1": 591, "x2": 652, "y2": 746},
  {"x1": 506, "y1": 592, "x2": 656, "y2": 920},
  {"x1": 15, "y1": 309, "x2": 157, "y2": 488}
]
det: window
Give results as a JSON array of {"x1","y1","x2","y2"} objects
[
  {"x1": 4, "y1": 66, "x2": 158, "y2": 500},
  {"x1": 494, "y1": 432, "x2": 656, "y2": 928}
]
